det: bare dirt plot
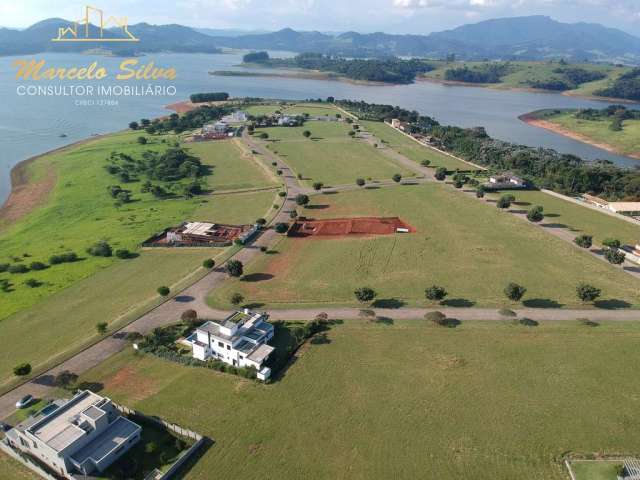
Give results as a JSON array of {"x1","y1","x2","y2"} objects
[
  {"x1": 289, "y1": 217, "x2": 415, "y2": 237},
  {"x1": 103, "y1": 365, "x2": 159, "y2": 402}
]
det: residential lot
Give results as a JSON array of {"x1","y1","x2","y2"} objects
[
  {"x1": 6, "y1": 320, "x2": 640, "y2": 480},
  {"x1": 256, "y1": 121, "x2": 414, "y2": 187},
  {"x1": 209, "y1": 184, "x2": 640, "y2": 309}
]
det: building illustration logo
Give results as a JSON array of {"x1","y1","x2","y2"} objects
[{"x1": 52, "y1": 5, "x2": 139, "y2": 42}]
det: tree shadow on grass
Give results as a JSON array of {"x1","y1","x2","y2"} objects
[
  {"x1": 444, "y1": 318, "x2": 461, "y2": 328},
  {"x1": 513, "y1": 201, "x2": 531, "y2": 206},
  {"x1": 594, "y1": 299, "x2": 632, "y2": 310},
  {"x1": 372, "y1": 298, "x2": 406, "y2": 309},
  {"x1": 540, "y1": 223, "x2": 569, "y2": 229},
  {"x1": 373, "y1": 316, "x2": 394, "y2": 325},
  {"x1": 522, "y1": 298, "x2": 564, "y2": 308},
  {"x1": 306, "y1": 204, "x2": 330, "y2": 210},
  {"x1": 265, "y1": 250, "x2": 279, "y2": 255},
  {"x1": 545, "y1": 213, "x2": 561, "y2": 218},
  {"x1": 76, "y1": 381, "x2": 104, "y2": 393},
  {"x1": 241, "y1": 273, "x2": 274, "y2": 282},
  {"x1": 174, "y1": 295, "x2": 195, "y2": 303},
  {"x1": 510, "y1": 209, "x2": 528, "y2": 214},
  {"x1": 33, "y1": 375, "x2": 54, "y2": 387},
  {"x1": 442, "y1": 298, "x2": 476, "y2": 308},
  {"x1": 242, "y1": 302, "x2": 265, "y2": 310}
]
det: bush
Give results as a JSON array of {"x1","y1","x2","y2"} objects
[
  {"x1": 354, "y1": 287, "x2": 377, "y2": 303},
  {"x1": 29, "y1": 261, "x2": 47, "y2": 271},
  {"x1": 604, "y1": 247, "x2": 626, "y2": 265},
  {"x1": 8, "y1": 264, "x2": 29, "y2": 274},
  {"x1": 526, "y1": 205, "x2": 544, "y2": 222},
  {"x1": 518, "y1": 317, "x2": 538, "y2": 327},
  {"x1": 96, "y1": 322, "x2": 108, "y2": 334},
  {"x1": 421, "y1": 159, "x2": 431, "y2": 167},
  {"x1": 202, "y1": 258, "x2": 215, "y2": 269},
  {"x1": 313, "y1": 182, "x2": 324, "y2": 191},
  {"x1": 602, "y1": 238, "x2": 621, "y2": 249},
  {"x1": 476, "y1": 186, "x2": 485, "y2": 198},
  {"x1": 87, "y1": 240, "x2": 113, "y2": 257},
  {"x1": 226, "y1": 260, "x2": 243, "y2": 277},
  {"x1": 255, "y1": 218, "x2": 267, "y2": 226},
  {"x1": 157, "y1": 286, "x2": 170, "y2": 297},
  {"x1": 434, "y1": 167, "x2": 447, "y2": 181},
  {"x1": 392, "y1": 174, "x2": 402, "y2": 183},
  {"x1": 13, "y1": 363, "x2": 31, "y2": 376},
  {"x1": 576, "y1": 283, "x2": 601, "y2": 303},
  {"x1": 24, "y1": 278, "x2": 42, "y2": 288},
  {"x1": 496, "y1": 195, "x2": 512, "y2": 210},
  {"x1": 295, "y1": 194, "x2": 310, "y2": 206},
  {"x1": 115, "y1": 249, "x2": 132, "y2": 259},
  {"x1": 356, "y1": 178, "x2": 366, "y2": 187},
  {"x1": 504, "y1": 282, "x2": 526, "y2": 302},
  {"x1": 137, "y1": 136, "x2": 147, "y2": 145},
  {"x1": 574, "y1": 234, "x2": 593, "y2": 249},
  {"x1": 425, "y1": 285, "x2": 448, "y2": 303},
  {"x1": 181, "y1": 309, "x2": 198, "y2": 324},
  {"x1": 230, "y1": 292, "x2": 244, "y2": 306},
  {"x1": 278, "y1": 191, "x2": 287, "y2": 197},
  {"x1": 498, "y1": 307, "x2": 516, "y2": 317},
  {"x1": 425, "y1": 311, "x2": 447, "y2": 325}
]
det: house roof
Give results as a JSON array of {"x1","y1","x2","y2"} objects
[
  {"x1": 70, "y1": 416, "x2": 140, "y2": 466},
  {"x1": 248, "y1": 344, "x2": 275, "y2": 363}
]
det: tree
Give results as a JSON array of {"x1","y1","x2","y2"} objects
[
  {"x1": 354, "y1": 287, "x2": 377, "y2": 304},
  {"x1": 425, "y1": 311, "x2": 447, "y2": 326},
  {"x1": 230, "y1": 293, "x2": 244, "y2": 306},
  {"x1": 392, "y1": 174, "x2": 402, "y2": 183},
  {"x1": 496, "y1": 195, "x2": 512, "y2": 210},
  {"x1": 356, "y1": 178, "x2": 366, "y2": 187},
  {"x1": 275, "y1": 222, "x2": 289, "y2": 234},
  {"x1": 180, "y1": 309, "x2": 198, "y2": 325},
  {"x1": 157, "y1": 286, "x2": 170, "y2": 297},
  {"x1": 295, "y1": 194, "x2": 310, "y2": 206},
  {"x1": 54, "y1": 370, "x2": 78, "y2": 389},
  {"x1": 313, "y1": 182, "x2": 324, "y2": 191},
  {"x1": 454, "y1": 179, "x2": 463, "y2": 189},
  {"x1": 128, "y1": 121, "x2": 139, "y2": 130},
  {"x1": 434, "y1": 167, "x2": 447, "y2": 181},
  {"x1": 476, "y1": 185, "x2": 485, "y2": 198},
  {"x1": 303, "y1": 130, "x2": 312, "y2": 138},
  {"x1": 574, "y1": 234, "x2": 593, "y2": 249},
  {"x1": 255, "y1": 218, "x2": 267, "y2": 226},
  {"x1": 87, "y1": 240, "x2": 113, "y2": 257},
  {"x1": 13, "y1": 363, "x2": 31, "y2": 376},
  {"x1": 202, "y1": 258, "x2": 215, "y2": 269},
  {"x1": 504, "y1": 282, "x2": 527, "y2": 302},
  {"x1": 526, "y1": 205, "x2": 544, "y2": 222},
  {"x1": 421, "y1": 159, "x2": 431, "y2": 167},
  {"x1": 259, "y1": 132, "x2": 269, "y2": 139},
  {"x1": 604, "y1": 247, "x2": 626, "y2": 265},
  {"x1": 96, "y1": 322, "x2": 108, "y2": 334},
  {"x1": 425, "y1": 285, "x2": 448, "y2": 304},
  {"x1": 115, "y1": 249, "x2": 132, "y2": 259},
  {"x1": 226, "y1": 260, "x2": 244, "y2": 277},
  {"x1": 576, "y1": 283, "x2": 601, "y2": 303},
  {"x1": 137, "y1": 136, "x2": 147, "y2": 145},
  {"x1": 348, "y1": 130, "x2": 356, "y2": 137},
  {"x1": 602, "y1": 238, "x2": 621, "y2": 249}
]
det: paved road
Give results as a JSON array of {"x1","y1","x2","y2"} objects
[{"x1": 2, "y1": 128, "x2": 640, "y2": 420}]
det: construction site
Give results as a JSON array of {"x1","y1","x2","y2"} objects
[
  {"x1": 287, "y1": 217, "x2": 415, "y2": 238},
  {"x1": 143, "y1": 221, "x2": 259, "y2": 247}
]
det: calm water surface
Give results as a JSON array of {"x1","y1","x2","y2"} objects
[{"x1": 0, "y1": 51, "x2": 637, "y2": 203}]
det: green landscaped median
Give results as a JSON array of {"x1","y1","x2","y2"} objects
[
  {"x1": 209, "y1": 184, "x2": 640, "y2": 310},
  {"x1": 35, "y1": 320, "x2": 640, "y2": 480},
  {"x1": 256, "y1": 120, "x2": 414, "y2": 188},
  {"x1": 361, "y1": 120, "x2": 477, "y2": 171}
]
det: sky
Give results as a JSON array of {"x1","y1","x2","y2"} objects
[{"x1": 2, "y1": 0, "x2": 640, "y2": 35}]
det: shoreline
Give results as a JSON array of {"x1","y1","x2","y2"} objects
[
  {"x1": 419, "y1": 75, "x2": 639, "y2": 104},
  {"x1": 519, "y1": 111, "x2": 640, "y2": 161},
  {"x1": 209, "y1": 68, "x2": 397, "y2": 87},
  {"x1": 0, "y1": 134, "x2": 112, "y2": 228}
]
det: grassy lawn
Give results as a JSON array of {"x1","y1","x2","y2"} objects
[
  {"x1": 187, "y1": 139, "x2": 278, "y2": 191},
  {"x1": 531, "y1": 110, "x2": 640, "y2": 157},
  {"x1": 0, "y1": 131, "x2": 277, "y2": 321},
  {"x1": 571, "y1": 461, "x2": 621, "y2": 480},
  {"x1": 0, "y1": 453, "x2": 33, "y2": 480},
  {"x1": 244, "y1": 103, "x2": 339, "y2": 118},
  {"x1": 8, "y1": 320, "x2": 640, "y2": 480},
  {"x1": 257, "y1": 121, "x2": 414, "y2": 187},
  {"x1": 486, "y1": 190, "x2": 640, "y2": 245},
  {"x1": 361, "y1": 120, "x2": 479, "y2": 171},
  {"x1": 209, "y1": 184, "x2": 640, "y2": 309}
]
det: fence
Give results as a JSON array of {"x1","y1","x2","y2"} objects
[
  {"x1": 0, "y1": 440, "x2": 60, "y2": 480},
  {"x1": 115, "y1": 404, "x2": 207, "y2": 480}
]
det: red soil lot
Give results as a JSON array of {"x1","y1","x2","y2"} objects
[{"x1": 289, "y1": 217, "x2": 415, "y2": 237}]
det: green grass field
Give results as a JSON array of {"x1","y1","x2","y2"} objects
[
  {"x1": 187, "y1": 139, "x2": 278, "y2": 191},
  {"x1": 360, "y1": 120, "x2": 479, "y2": 171},
  {"x1": 14, "y1": 320, "x2": 640, "y2": 480},
  {"x1": 486, "y1": 190, "x2": 640, "y2": 245},
  {"x1": 0, "y1": 131, "x2": 276, "y2": 321},
  {"x1": 244, "y1": 103, "x2": 339, "y2": 118},
  {"x1": 528, "y1": 110, "x2": 640, "y2": 157},
  {"x1": 571, "y1": 461, "x2": 621, "y2": 480},
  {"x1": 209, "y1": 184, "x2": 640, "y2": 309},
  {"x1": 256, "y1": 121, "x2": 414, "y2": 187}
]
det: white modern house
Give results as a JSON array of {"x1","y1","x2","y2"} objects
[
  {"x1": 5, "y1": 390, "x2": 141, "y2": 478},
  {"x1": 202, "y1": 121, "x2": 228, "y2": 135},
  {"x1": 485, "y1": 173, "x2": 527, "y2": 189},
  {"x1": 222, "y1": 110, "x2": 248, "y2": 123},
  {"x1": 190, "y1": 310, "x2": 275, "y2": 380}
]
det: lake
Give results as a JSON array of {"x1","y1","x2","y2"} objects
[{"x1": 0, "y1": 50, "x2": 637, "y2": 204}]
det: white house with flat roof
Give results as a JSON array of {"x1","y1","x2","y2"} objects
[
  {"x1": 5, "y1": 390, "x2": 141, "y2": 478},
  {"x1": 190, "y1": 309, "x2": 275, "y2": 380}
]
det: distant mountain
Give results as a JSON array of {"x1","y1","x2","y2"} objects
[
  {"x1": 0, "y1": 18, "x2": 221, "y2": 55},
  {"x1": 209, "y1": 16, "x2": 640, "y2": 63},
  {"x1": 195, "y1": 27, "x2": 271, "y2": 38}
]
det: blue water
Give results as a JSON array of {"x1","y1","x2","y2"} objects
[{"x1": 0, "y1": 50, "x2": 637, "y2": 204}]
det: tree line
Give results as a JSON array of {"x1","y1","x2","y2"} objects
[{"x1": 595, "y1": 68, "x2": 640, "y2": 101}]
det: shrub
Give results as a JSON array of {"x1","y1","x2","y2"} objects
[
  {"x1": 434, "y1": 167, "x2": 447, "y2": 181},
  {"x1": 137, "y1": 136, "x2": 147, "y2": 145},
  {"x1": 278, "y1": 191, "x2": 287, "y2": 197},
  {"x1": 255, "y1": 218, "x2": 267, "y2": 226},
  {"x1": 29, "y1": 261, "x2": 47, "y2": 271},
  {"x1": 230, "y1": 292, "x2": 244, "y2": 306},
  {"x1": 498, "y1": 307, "x2": 516, "y2": 317},
  {"x1": 526, "y1": 205, "x2": 544, "y2": 222},
  {"x1": 421, "y1": 159, "x2": 431, "y2": 167},
  {"x1": 496, "y1": 195, "x2": 512, "y2": 210},
  {"x1": 96, "y1": 322, "x2": 108, "y2": 334},
  {"x1": 356, "y1": 178, "x2": 366, "y2": 187},
  {"x1": 87, "y1": 240, "x2": 113, "y2": 257},
  {"x1": 425, "y1": 311, "x2": 446, "y2": 325},
  {"x1": 157, "y1": 286, "x2": 170, "y2": 297},
  {"x1": 574, "y1": 234, "x2": 593, "y2": 249},
  {"x1": 392, "y1": 174, "x2": 402, "y2": 183},
  {"x1": 313, "y1": 182, "x2": 324, "y2": 191},
  {"x1": 115, "y1": 249, "x2": 132, "y2": 259},
  {"x1": 24, "y1": 278, "x2": 42, "y2": 288},
  {"x1": 13, "y1": 363, "x2": 31, "y2": 376},
  {"x1": 518, "y1": 317, "x2": 538, "y2": 327},
  {"x1": 8, "y1": 264, "x2": 29, "y2": 274},
  {"x1": 202, "y1": 258, "x2": 215, "y2": 269},
  {"x1": 181, "y1": 309, "x2": 198, "y2": 324},
  {"x1": 602, "y1": 238, "x2": 621, "y2": 249},
  {"x1": 604, "y1": 247, "x2": 626, "y2": 265},
  {"x1": 295, "y1": 194, "x2": 310, "y2": 206}
]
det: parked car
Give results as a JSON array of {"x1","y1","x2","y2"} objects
[
  {"x1": 0, "y1": 422, "x2": 10, "y2": 432},
  {"x1": 15, "y1": 394, "x2": 33, "y2": 409}
]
